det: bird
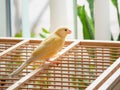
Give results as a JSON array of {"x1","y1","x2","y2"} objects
[{"x1": 10, "y1": 27, "x2": 72, "y2": 76}]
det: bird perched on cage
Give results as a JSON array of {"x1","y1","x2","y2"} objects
[{"x1": 10, "y1": 27, "x2": 71, "y2": 76}]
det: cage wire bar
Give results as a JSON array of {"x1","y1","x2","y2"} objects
[
  {"x1": 0, "y1": 38, "x2": 120, "y2": 90},
  {"x1": 0, "y1": 38, "x2": 23, "y2": 53},
  {"x1": 86, "y1": 57, "x2": 120, "y2": 90}
]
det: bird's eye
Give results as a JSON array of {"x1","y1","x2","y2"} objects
[{"x1": 64, "y1": 29, "x2": 67, "y2": 31}]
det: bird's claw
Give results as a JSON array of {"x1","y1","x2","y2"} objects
[
  {"x1": 47, "y1": 60, "x2": 61, "y2": 66},
  {"x1": 52, "y1": 61, "x2": 61, "y2": 66}
]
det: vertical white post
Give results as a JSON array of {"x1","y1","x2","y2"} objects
[
  {"x1": 22, "y1": 0, "x2": 30, "y2": 38},
  {"x1": 94, "y1": 0, "x2": 111, "y2": 40},
  {"x1": 50, "y1": 0, "x2": 75, "y2": 39},
  {"x1": 0, "y1": 0, "x2": 7, "y2": 37},
  {"x1": 50, "y1": 0, "x2": 68, "y2": 32},
  {"x1": 73, "y1": 0, "x2": 78, "y2": 39}
]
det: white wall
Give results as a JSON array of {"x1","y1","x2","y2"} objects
[{"x1": 94, "y1": 0, "x2": 111, "y2": 40}]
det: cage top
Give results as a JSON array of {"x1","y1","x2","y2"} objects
[{"x1": 0, "y1": 38, "x2": 120, "y2": 90}]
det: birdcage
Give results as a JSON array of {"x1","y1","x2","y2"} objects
[{"x1": 0, "y1": 38, "x2": 120, "y2": 90}]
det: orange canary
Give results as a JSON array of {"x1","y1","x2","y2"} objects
[{"x1": 10, "y1": 27, "x2": 71, "y2": 76}]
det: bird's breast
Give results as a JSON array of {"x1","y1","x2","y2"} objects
[{"x1": 42, "y1": 39, "x2": 65, "y2": 59}]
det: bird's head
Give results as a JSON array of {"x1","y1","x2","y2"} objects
[{"x1": 55, "y1": 27, "x2": 72, "y2": 38}]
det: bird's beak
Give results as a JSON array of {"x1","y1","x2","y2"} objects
[{"x1": 67, "y1": 30, "x2": 72, "y2": 34}]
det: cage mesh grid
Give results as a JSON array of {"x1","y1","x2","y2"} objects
[
  {"x1": 0, "y1": 38, "x2": 120, "y2": 90},
  {"x1": 0, "y1": 38, "x2": 22, "y2": 53},
  {"x1": 0, "y1": 38, "x2": 72, "y2": 89},
  {"x1": 17, "y1": 41, "x2": 120, "y2": 90}
]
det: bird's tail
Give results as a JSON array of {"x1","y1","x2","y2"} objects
[{"x1": 9, "y1": 57, "x2": 34, "y2": 77}]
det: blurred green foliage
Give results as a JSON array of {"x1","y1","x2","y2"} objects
[
  {"x1": 77, "y1": 0, "x2": 120, "y2": 41},
  {"x1": 15, "y1": 28, "x2": 50, "y2": 38},
  {"x1": 77, "y1": 0, "x2": 94, "y2": 40},
  {"x1": 39, "y1": 28, "x2": 50, "y2": 38}
]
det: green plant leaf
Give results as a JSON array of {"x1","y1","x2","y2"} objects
[
  {"x1": 111, "y1": 0, "x2": 118, "y2": 8},
  {"x1": 111, "y1": 34, "x2": 114, "y2": 41},
  {"x1": 31, "y1": 33, "x2": 35, "y2": 38},
  {"x1": 77, "y1": 5, "x2": 94, "y2": 40},
  {"x1": 42, "y1": 28, "x2": 50, "y2": 34},
  {"x1": 117, "y1": 33, "x2": 120, "y2": 41},
  {"x1": 39, "y1": 33, "x2": 46, "y2": 38},
  {"x1": 14, "y1": 31, "x2": 22, "y2": 37}
]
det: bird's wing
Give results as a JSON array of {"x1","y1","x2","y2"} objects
[{"x1": 32, "y1": 35, "x2": 63, "y2": 58}]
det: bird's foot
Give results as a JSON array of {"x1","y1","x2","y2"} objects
[
  {"x1": 52, "y1": 61, "x2": 61, "y2": 66},
  {"x1": 47, "y1": 60, "x2": 61, "y2": 66}
]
